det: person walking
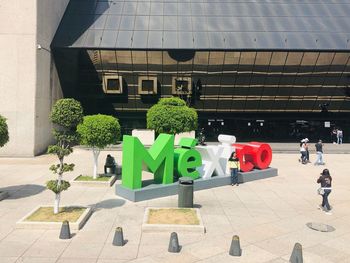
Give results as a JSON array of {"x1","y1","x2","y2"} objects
[
  {"x1": 317, "y1": 169, "x2": 332, "y2": 215},
  {"x1": 314, "y1": 140, "x2": 325, "y2": 165},
  {"x1": 304, "y1": 138, "x2": 311, "y2": 163},
  {"x1": 337, "y1": 128, "x2": 343, "y2": 144},
  {"x1": 228, "y1": 152, "x2": 240, "y2": 186},
  {"x1": 299, "y1": 139, "x2": 307, "y2": 164}
]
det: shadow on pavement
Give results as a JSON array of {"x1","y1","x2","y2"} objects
[
  {"x1": 92, "y1": 198, "x2": 126, "y2": 211},
  {"x1": 0, "y1": 184, "x2": 46, "y2": 199}
]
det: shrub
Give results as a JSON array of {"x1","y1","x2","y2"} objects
[
  {"x1": 147, "y1": 97, "x2": 198, "y2": 134},
  {"x1": 47, "y1": 98, "x2": 83, "y2": 214},
  {"x1": 77, "y1": 114, "x2": 121, "y2": 179},
  {"x1": 0, "y1": 115, "x2": 9, "y2": 148}
]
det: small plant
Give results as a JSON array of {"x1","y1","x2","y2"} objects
[
  {"x1": 0, "y1": 115, "x2": 9, "y2": 148},
  {"x1": 47, "y1": 99, "x2": 83, "y2": 214},
  {"x1": 147, "y1": 97, "x2": 198, "y2": 135},
  {"x1": 77, "y1": 114, "x2": 120, "y2": 179}
]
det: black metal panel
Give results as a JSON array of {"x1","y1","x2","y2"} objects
[{"x1": 52, "y1": 0, "x2": 350, "y2": 50}]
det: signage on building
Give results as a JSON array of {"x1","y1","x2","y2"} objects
[{"x1": 121, "y1": 134, "x2": 272, "y2": 190}]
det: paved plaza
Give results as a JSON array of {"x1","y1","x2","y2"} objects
[{"x1": 0, "y1": 145, "x2": 350, "y2": 262}]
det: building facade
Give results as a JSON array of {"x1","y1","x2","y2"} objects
[
  {"x1": 0, "y1": 0, "x2": 69, "y2": 156},
  {"x1": 1, "y1": 0, "x2": 350, "y2": 156}
]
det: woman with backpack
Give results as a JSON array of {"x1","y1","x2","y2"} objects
[{"x1": 317, "y1": 168, "x2": 333, "y2": 215}]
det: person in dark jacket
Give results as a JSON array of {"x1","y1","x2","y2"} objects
[
  {"x1": 314, "y1": 140, "x2": 325, "y2": 165},
  {"x1": 317, "y1": 168, "x2": 332, "y2": 214}
]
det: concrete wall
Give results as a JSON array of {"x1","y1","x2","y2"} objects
[
  {"x1": 0, "y1": 0, "x2": 37, "y2": 156},
  {"x1": 0, "y1": 0, "x2": 69, "y2": 156},
  {"x1": 34, "y1": 0, "x2": 69, "y2": 155}
]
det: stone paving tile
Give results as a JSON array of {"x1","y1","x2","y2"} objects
[
  {"x1": 60, "y1": 242, "x2": 104, "y2": 259},
  {"x1": 15, "y1": 257, "x2": 57, "y2": 263},
  {"x1": 0, "y1": 257, "x2": 18, "y2": 263},
  {"x1": 2, "y1": 229, "x2": 45, "y2": 244},
  {"x1": 22, "y1": 241, "x2": 69, "y2": 258},
  {"x1": 56, "y1": 258, "x2": 97, "y2": 263},
  {"x1": 98, "y1": 244, "x2": 139, "y2": 260},
  {"x1": 0, "y1": 241, "x2": 32, "y2": 257},
  {"x1": 0, "y1": 152, "x2": 350, "y2": 262}
]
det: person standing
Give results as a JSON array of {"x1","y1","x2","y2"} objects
[
  {"x1": 314, "y1": 140, "x2": 325, "y2": 165},
  {"x1": 337, "y1": 128, "x2": 343, "y2": 144},
  {"x1": 331, "y1": 127, "x2": 337, "y2": 144},
  {"x1": 228, "y1": 152, "x2": 240, "y2": 186},
  {"x1": 317, "y1": 169, "x2": 332, "y2": 215}
]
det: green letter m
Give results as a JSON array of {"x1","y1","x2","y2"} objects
[{"x1": 121, "y1": 134, "x2": 174, "y2": 189}]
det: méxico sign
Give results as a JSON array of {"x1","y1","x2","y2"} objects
[{"x1": 122, "y1": 133, "x2": 272, "y2": 190}]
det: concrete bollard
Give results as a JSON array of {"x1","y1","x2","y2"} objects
[
  {"x1": 168, "y1": 232, "x2": 180, "y2": 253},
  {"x1": 229, "y1": 235, "x2": 242, "y2": 256},
  {"x1": 290, "y1": 243, "x2": 303, "y2": 263},
  {"x1": 59, "y1": 220, "x2": 71, "y2": 239},
  {"x1": 112, "y1": 227, "x2": 125, "y2": 246}
]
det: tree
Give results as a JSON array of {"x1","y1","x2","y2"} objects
[
  {"x1": 147, "y1": 97, "x2": 198, "y2": 134},
  {"x1": 77, "y1": 114, "x2": 121, "y2": 179},
  {"x1": 47, "y1": 98, "x2": 83, "y2": 214},
  {"x1": 0, "y1": 115, "x2": 9, "y2": 148}
]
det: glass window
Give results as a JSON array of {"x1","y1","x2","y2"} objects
[
  {"x1": 193, "y1": 52, "x2": 209, "y2": 72},
  {"x1": 134, "y1": 16, "x2": 149, "y2": 30},
  {"x1": 100, "y1": 31, "x2": 117, "y2": 48},
  {"x1": 150, "y1": 2, "x2": 163, "y2": 15},
  {"x1": 164, "y1": 3, "x2": 177, "y2": 15},
  {"x1": 123, "y1": 2, "x2": 137, "y2": 15},
  {"x1": 148, "y1": 31, "x2": 163, "y2": 49},
  {"x1": 178, "y1": 16, "x2": 192, "y2": 31},
  {"x1": 147, "y1": 51, "x2": 163, "y2": 72},
  {"x1": 105, "y1": 15, "x2": 121, "y2": 30},
  {"x1": 137, "y1": 2, "x2": 151, "y2": 15},
  {"x1": 192, "y1": 17, "x2": 208, "y2": 32},
  {"x1": 108, "y1": 2, "x2": 124, "y2": 15},
  {"x1": 116, "y1": 31, "x2": 132, "y2": 48},
  {"x1": 164, "y1": 16, "x2": 177, "y2": 31},
  {"x1": 95, "y1": 1, "x2": 110, "y2": 15},
  {"x1": 85, "y1": 30, "x2": 103, "y2": 47},
  {"x1": 284, "y1": 52, "x2": 303, "y2": 73},
  {"x1": 193, "y1": 32, "x2": 209, "y2": 49},
  {"x1": 163, "y1": 31, "x2": 178, "y2": 48},
  {"x1": 138, "y1": 76, "x2": 157, "y2": 94},
  {"x1": 149, "y1": 16, "x2": 163, "y2": 31},
  {"x1": 92, "y1": 15, "x2": 107, "y2": 30},
  {"x1": 120, "y1": 16, "x2": 135, "y2": 30},
  {"x1": 132, "y1": 31, "x2": 149, "y2": 48},
  {"x1": 179, "y1": 32, "x2": 194, "y2": 48},
  {"x1": 178, "y1": 3, "x2": 191, "y2": 15},
  {"x1": 208, "y1": 32, "x2": 225, "y2": 48},
  {"x1": 100, "y1": 50, "x2": 117, "y2": 67}
]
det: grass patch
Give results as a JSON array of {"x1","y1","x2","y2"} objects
[
  {"x1": 25, "y1": 207, "x2": 86, "y2": 222},
  {"x1": 148, "y1": 208, "x2": 199, "y2": 225},
  {"x1": 75, "y1": 175, "x2": 111, "y2": 181}
]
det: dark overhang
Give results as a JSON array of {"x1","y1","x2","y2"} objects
[{"x1": 52, "y1": 0, "x2": 350, "y2": 50}]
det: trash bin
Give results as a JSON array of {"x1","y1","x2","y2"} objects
[{"x1": 178, "y1": 177, "x2": 194, "y2": 208}]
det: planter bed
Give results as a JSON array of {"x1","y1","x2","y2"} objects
[
  {"x1": 71, "y1": 174, "x2": 117, "y2": 187},
  {"x1": 16, "y1": 205, "x2": 92, "y2": 230},
  {"x1": 142, "y1": 207, "x2": 205, "y2": 233}
]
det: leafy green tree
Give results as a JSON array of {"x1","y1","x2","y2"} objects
[
  {"x1": 77, "y1": 114, "x2": 121, "y2": 179},
  {"x1": 0, "y1": 115, "x2": 9, "y2": 148},
  {"x1": 47, "y1": 99, "x2": 83, "y2": 214},
  {"x1": 147, "y1": 97, "x2": 198, "y2": 134}
]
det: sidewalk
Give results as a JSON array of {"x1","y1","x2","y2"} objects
[{"x1": 0, "y1": 149, "x2": 350, "y2": 262}]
